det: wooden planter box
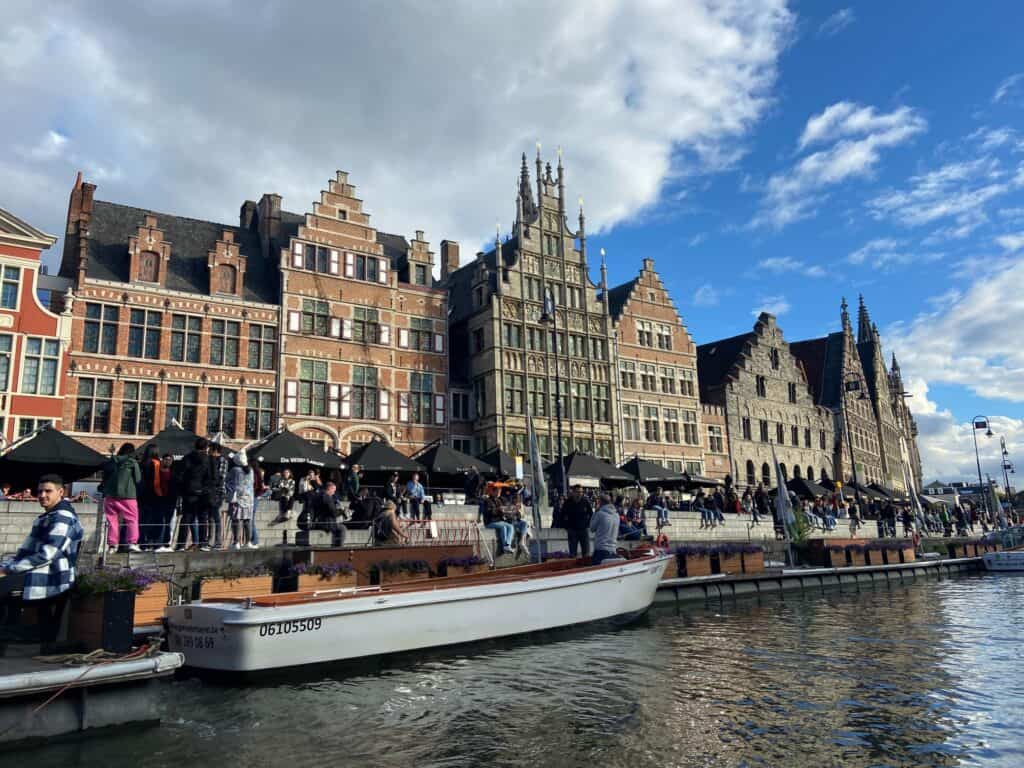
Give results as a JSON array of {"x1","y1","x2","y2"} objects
[
  {"x1": 718, "y1": 553, "x2": 743, "y2": 575},
  {"x1": 661, "y1": 557, "x2": 679, "y2": 580},
  {"x1": 297, "y1": 572, "x2": 357, "y2": 592},
  {"x1": 134, "y1": 583, "x2": 169, "y2": 628},
  {"x1": 378, "y1": 570, "x2": 431, "y2": 586},
  {"x1": 69, "y1": 591, "x2": 136, "y2": 653},
  {"x1": 899, "y1": 547, "x2": 916, "y2": 563},
  {"x1": 679, "y1": 554, "x2": 711, "y2": 578},
  {"x1": 195, "y1": 576, "x2": 274, "y2": 601},
  {"x1": 441, "y1": 564, "x2": 489, "y2": 578},
  {"x1": 822, "y1": 549, "x2": 844, "y2": 568},
  {"x1": 863, "y1": 550, "x2": 878, "y2": 566},
  {"x1": 742, "y1": 551, "x2": 765, "y2": 574}
]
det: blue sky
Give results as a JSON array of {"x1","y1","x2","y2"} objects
[{"x1": 1, "y1": 1, "x2": 1022, "y2": 481}]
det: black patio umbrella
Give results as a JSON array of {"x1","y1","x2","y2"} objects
[
  {"x1": 546, "y1": 451, "x2": 633, "y2": 489},
  {"x1": 414, "y1": 444, "x2": 493, "y2": 476},
  {"x1": 619, "y1": 457, "x2": 686, "y2": 486},
  {"x1": 135, "y1": 424, "x2": 200, "y2": 461},
  {"x1": 681, "y1": 473, "x2": 723, "y2": 489},
  {"x1": 786, "y1": 477, "x2": 831, "y2": 499},
  {"x1": 479, "y1": 448, "x2": 530, "y2": 479},
  {"x1": 0, "y1": 426, "x2": 106, "y2": 485},
  {"x1": 869, "y1": 483, "x2": 898, "y2": 500},
  {"x1": 247, "y1": 428, "x2": 344, "y2": 470},
  {"x1": 346, "y1": 440, "x2": 424, "y2": 474}
]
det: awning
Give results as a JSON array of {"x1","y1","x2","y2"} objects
[
  {"x1": 413, "y1": 443, "x2": 493, "y2": 476},
  {"x1": 619, "y1": 457, "x2": 686, "y2": 485},
  {"x1": 346, "y1": 440, "x2": 424, "y2": 474},
  {"x1": 0, "y1": 426, "x2": 106, "y2": 484},
  {"x1": 681, "y1": 473, "x2": 722, "y2": 489},
  {"x1": 787, "y1": 477, "x2": 830, "y2": 499},
  {"x1": 868, "y1": 483, "x2": 895, "y2": 500},
  {"x1": 247, "y1": 428, "x2": 344, "y2": 470},
  {"x1": 547, "y1": 452, "x2": 634, "y2": 488},
  {"x1": 135, "y1": 424, "x2": 200, "y2": 461},
  {"x1": 479, "y1": 448, "x2": 529, "y2": 479}
]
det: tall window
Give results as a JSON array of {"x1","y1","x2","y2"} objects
[
  {"x1": 245, "y1": 391, "x2": 274, "y2": 440},
  {"x1": 623, "y1": 404, "x2": 640, "y2": 440},
  {"x1": 414, "y1": 264, "x2": 428, "y2": 285},
  {"x1": 746, "y1": 460, "x2": 756, "y2": 486},
  {"x1": 708, "y1": 425, "x2": 724, "y2": 453},
  {"x1": 770, "y1": 348, "x2": 780, "y2": 370},
  {"x1": 472, "y1": 328, "x2": 484, "y2": 353},
  {"x1": 503, "y1": 323, "x2": 523, "y2": 349},
  {"x1": 569, "y1": 335, "x2": 586, "y2": 358},
  {"x1": 660, "y1": 367, "x2": 676, "y2": 394},
  {"x1": 209, "y1": 319, "x2": 240, "y2": 366},
  {"x1": 507, "y1": 433, "x2": 527, "y2": 456},
  {"x1": 656, "y1": 325, "x2": 672, "y2": 350},
  {"x1": 170, "y1": 314, "x2": 202, "y2": 363},
  {"x1": 352, "y1": 366, "x2": 379, "y2": 419},
  {"x1": 776, "y1": 423, "x2": 784, "y2": 444},
  {"x1": 128, "y1": 309, "x2": 162, "y2": 359},
  {"x1": 83, "y1": 303, "x2": 119, "y2": 355},
  {"x1": 663, "y1": 409, "x2": 680, "y2": 443},
  {"x1": 0, "y1": 334, "x2": 11, "y2": 390},
  {"x1": 528, "y1": 377, "x2": 547, "y2": 417},
  {"x1": 248, "y1": 324, "x2": 276, "y2": 370},
  {"x1": 755, "y1": 375, "x2": 767, "y2": 397},
  {"x1": 592, "y1": 385, "x2": 609, "y2": 422},
  {"x1": 636, "y1": 321, "x2": 653, "y2": 347},
  {"x1": 354, "y1": 254, "x2": 380, "y2": 282},
  {"x1": 820, "y1": 430, "x2": 827, "y2": 450},
  {"x1": 644, "y1": 406, "x2": 660, "y2": 442},
  {"x1": 453, "y1": 437, "x2": 472, "y2": 454},
  {"x1": 207, "y1": 388, "x2": 238, "y2": 437},
  {"x1": 473, "y1": 377, "x2": 487, "y2": 418},
  {"x1": 409, "y1": 372, "x2": 434, "y2": 424},
  {"x1": 121, "y1": 381, "x2": 156, "y2": 435},
  {"x1": 571, "y1": 382, "x2": 590, "y2": 420},
  {"x1": 18, "y1": 418, "x2": 52, "y2": 437},
  {"x1": 452, "y1": 392, "x2": 472, "y2": 421},
  {"x1": 686, "y1": 461, "x2": 703, "y2": 476},
  {"x1": 352, "y1": 308, "x2": 380, "y2": 343},
  {"x1": 678, "y1": 369, "x2": 696, "y2": 397},
  {"x1": 682, "y1": 410, "x2": 699, "y2": 445},
  {"x1": 215, "y1": 264, "x2": 237, "y2": 294},
  {"x1": 410, "y1": 318, "x2": 435, "y2": 350},
  {"x1": 304, "y1": 245, "x2": 332, "y2": 274},
  {"x1": 792, "y1": 425, "x2": 800, "y2": 446},
  {"x1": 590, "y1": 337, "x2": 606, "y2": 361},
  {"x1": 22, "y1": 337, "x2": 60, "y2": 395},
  {"x1": 299, "y1": 360, "x2": 328, "y2": 417},
  {"x1": 0, "y1": 266, "x2": 20, "y2": 309},
  {"x1": 526, "y1": 327, "x2": 546, "y2": 351},
  {"x1": 619, "y1": 361, "x2": 636, "y2": 389},
  {"x1": 166, "y1": 384, "x2": 199, "y2": 431},
  {"x1": 548, "y1": 330, "x2": 565, "y2": 354},
  {"x1": 762, "y1": 462, "x2": 771, "y2": 486},
  {"x1": 639, "y1": 363, "x2": 657, "y2": 392},
  {"x1": 138, "y1": 252, "x2": 159, "y2": 282},
  {"x1": 788, "y1": 382, "x2": 798, "y2": 403},
  {"x1": 504, "y1": 374, "x2": 525, "y2": 415},
  {"x1": 75, "y1": 377, "x2": 112, "y2": 432},
  {"x1": 804, "y1": 428, "x2": 812, "y2": 448},
  {"x1": 301, "y1": 300, "x2": 329, "y2": 337},
  {"x1": 742, "y1": 417, "x2": 752, "y2": 440},
  {"x1": 759, "y1": 419, "x2": 769, "y2": 442},
  {"x1": 596, "y1": 440, "x2": 612, "y2": 461}
]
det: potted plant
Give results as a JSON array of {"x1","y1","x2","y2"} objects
[
  {"x1": 437, "y1": 555, "x2": 489, "y2": 577},
  {"x1": 193, "y1": 564, "x2": 274, "y2": 600},
  {"x1": 294, "y1": 561, "x2": 356, "y2": 591},
  {"x1": 715, "y1": 543, "x2": 744, "y2": 575},
  {"x1": 740, "y1": 543, "x2": 765, "y2": 573},
  {"x1": 70, "y1": 568, "x2": 167, "y2": 652},
  {"x1": 370, "y1": 559, "x2": 431, "y2": 586},
  {"x1": 674, "y1": 545, "x2": 711, "y2": 578}
]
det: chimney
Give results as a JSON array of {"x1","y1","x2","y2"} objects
[
  {"x1": 239, "y1": 200, "x2": 257, "y2": 230},
  {"x1": 441, "y1": 240, "x2": 460, "y2": 281},
  {"x1": 642, "y1": 257, "x2": 655, "y2": 272},
  {"x1": 257, "y1": 193, "x2": 282, "y2": 242}
]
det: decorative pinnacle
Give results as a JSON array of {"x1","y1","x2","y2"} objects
[{"x1": 600, "y1": 247, "x2": 606, "y2": 266}]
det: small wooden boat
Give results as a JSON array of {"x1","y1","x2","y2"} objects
[{"x1": 165, "y1": 552, "x2": 670, "y2": 672}]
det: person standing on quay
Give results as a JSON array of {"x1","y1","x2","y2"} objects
[
  {"x1": 589, "y1": 493, "x2": 620, "y2": 566},
  {"x1": 138, "y1": 444, "x2": 163, "y2": 549},
  {"x1": 225, "y1": 451, "x2": 255, "y2": 549},
  {"x1": 562, "y1": 484, "x2": 593, "y2": 557},
  {"x1": 406, "y1": 472, "x2": 426, "y2": 520},
  {"x1": 100, "y1": 442, "x2": 142, "y2": 554},
  {"x1": 345, "y1": 464, "x2": 361, "y2": 504},
  {"x1": 209, "y1": 442, "x2": 229, "y2": 550},
  {"x1": 176, "y1": 438, "x2": 214, "y2": 551}
]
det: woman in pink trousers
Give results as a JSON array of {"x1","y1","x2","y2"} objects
[{"x1": 100, "y1": 442, "x2": 142, "y2": 553}]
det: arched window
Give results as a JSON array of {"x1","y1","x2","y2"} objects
[
  {"x1": 806, "y1": 466, "x2": 814, "y2": 481},
  {"x1": 793, "y1": 465, "x2": 802, "y2": 479},
  {"x1": 820, "y1": 468, "x2": 830, "y2": 483},
  {"x1": 745, "y1": 460, "x2": 755, "y2": 486},
  {"x1": 780, "y1": 463, "x2": 788, "y2": 481},
  {"x1": 761, "y1": 462, "x2": 771, "y2": 486},
  {"x1": 139, "y1": 251, "x2": 159, "y2": 282},
  {"x1": 215, "y1": 264, "x2": 237, "y2": 294}
]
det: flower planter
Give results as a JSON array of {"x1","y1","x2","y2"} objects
[
  {"x1": 718, "y1": 553, "x2": 743, "y2": 575},
  {"x1": 824, "y1": 549, "x2": 845, "y2": 568},
  {"x1": 741, "y1": 551, "x2": 765, "y2": 574},
  {"x1": 297, "y1": 572, "x2": 357, "y2": 592},
  {"x1": 379, "y1": 571, "x2": 431, "y2": 586},
  {"x1": 69, "y1": 591, "x2": 136, "y2": 653},
  {"x1": 133, "y1": 582, "x2": 170, "y2": 629},
  {"x1": 679, "y1": 554, "x2": 711, "y2": 578},
  {"x1": 442, "y1": 564, "x2": 489, "y2": 578},
  {"x1": 863, "y1": 550, "x2": 877, "y2": 566},
  {"x1": 899, "y1": 547, "x2": 916, "y2": 563},
  {"x1": 194, "y1": 575, "x2": 274, "y2": 601},
  {"x1": 661, "y1": 556, "x2": 679, "y2": 580}
]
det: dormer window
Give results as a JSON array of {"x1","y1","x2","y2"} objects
[
  {"x1": 415, "y1": 264, "x2": 428, "y2": 285},
  {"x1": 138, "y1": 251, "x2": 159, "y2": 282},
  {"x1": 215, "y1": 264, "x2": 237, "y2": 294}
]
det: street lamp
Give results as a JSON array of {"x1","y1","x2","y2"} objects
[
  {"x1": 1000, "y1": 436, "x2": 1014, "y2": 497},
  {"x1": 541, "y1": 289, "x2": 567, "y2": 498},
  {"x1": 840, "y1": 374, "x2": 868, "y2": 514},
  {"x1": 971, "y1": 415, "x2": 992, "y2": 515}
]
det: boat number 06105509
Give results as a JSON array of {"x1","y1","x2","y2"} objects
[{"x1": 259, "y1": 618, "x2": 323, "y2": 637}]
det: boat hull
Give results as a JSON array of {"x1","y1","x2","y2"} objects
[
  {"x1": 165, "y1": 556, "x2": 669, "y2": 672},
  {"x1": 982, "y1": 551, "x2": 1024, "y2": 572}
]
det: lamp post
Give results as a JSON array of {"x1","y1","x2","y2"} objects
[
  {"x1": 542, "y1": 290, "x2": 567, "y2": 498},
  {"x1": 971, "y1": 415, "x2": 992, "y2": 515},
  {"x1": 840, "y1": 374, "x2": 868, "y2": 514},
  {"x1": 1000, "y1": 435, "x2": 1014, "y2": 498}
]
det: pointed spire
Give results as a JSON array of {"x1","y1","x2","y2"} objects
[
  {"x1": 518, "y1": 154, "x2": 536, "y2": 219},
  {"x1": 857, "y1": 294, "x2": 873, "y2": 344},
  {"x1": 578, "y1": 196, "x2": 586, "y2": 237},
  {"x1": 544, "y1": 161, "x2": 553, "y2": 184},
  {"x1": 840, "y1": 296, "x2": 851, "y2": 331}
]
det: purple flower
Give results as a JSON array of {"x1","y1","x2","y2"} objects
[
  {"x1": 438, "y1": 555, "x2": 486, "y2": 569},
  {"x1": 76, "y1": 567, "x2": 168, "y2": 596},
  {"x1": 294, "y1": 562, "x2": 354, "y2": 579}
]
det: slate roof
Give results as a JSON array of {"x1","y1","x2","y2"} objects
[
  {"x1": 376, "y1": 231, "x2": 409, "y2": 271},
  {"x1": 696, "y1": 332, "x2": 754, "y2": 402},
  {"x1": 606, "y1": 278, "x2": 637, "y2": 321},
  {"x1": 84, "y1": 200, "x2": 279, "y2": 304},
  {"x1": 789, "y1": 337, "x2": 828, "y2": 406}
]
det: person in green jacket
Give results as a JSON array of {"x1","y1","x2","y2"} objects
[{"x1": 100, "y1": 442, "x2": 142, "y2": 553}]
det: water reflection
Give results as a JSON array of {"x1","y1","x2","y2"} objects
[{"x1": 28, "y1": 575, "x2": 1024, "y2": 768}]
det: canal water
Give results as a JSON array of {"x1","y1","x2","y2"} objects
[{"x1": 30, "y1": 574, "x2": 1024, "y2": 768}]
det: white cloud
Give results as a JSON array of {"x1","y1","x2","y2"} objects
[
  {"x1": 18, "y1": 129, "x2": 68, "y2": 161},
  {"x1": 993, "y1": 72, "x2": 1024, "y2": 103},
  {"x1": 754, "y1": 102, "x2": 926, "y2": 228},
  {"x1": 688, "y1": 232, "x2": 708, "y2": 247},
  {"x1": 996, "y1": 232, "x2": 1024, "y2": 252},
  {"x1": 752, "y1": 294, "x2": 790, "y2": 316},
  {"x1": 817, "y1": 8, "x2": 855, "y2": 38},
  {"x1": 692, "y1": 283, "x2": 720, "y2": 306},
  {"x1": 967, "y1": 126, "x2": 1023, "y2": 152},
  {"x1": 757, "y1": 255, "x2": 826, "y2": 277},
  {"x1": 846, "y1": 237, "x2": 943, "y2": 270},
  {"x1": 0, "y1": 1, "x2": 794, "y2": 264},
  {"x1": 848, "y1": 237, "x2": 904, "y2": 264}
]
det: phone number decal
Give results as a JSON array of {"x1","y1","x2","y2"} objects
[{"x1": 258, "y1": 617, "x2": 323, "y2": 637}]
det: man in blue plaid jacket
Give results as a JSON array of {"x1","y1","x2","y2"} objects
[{"x1": 0, "y1": 474, "x2": 84, "y2": 644}]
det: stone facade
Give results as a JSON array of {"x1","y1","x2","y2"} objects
[
  {"x1": 446, "y1": 152, "x2": 618, "y2": 462},
  {"x1": 610, "y1": 258, "x2": 703, "y2": 474},
  {"x1": 698, "y1": 313, "x2": 835, "y2": 490},
  {"x1": 889, "y1": 355, "x2": 923, "y2": 492},
  {"x1": 701, "y1": 404, "x2": 731, "y2": 481},
  {"x1": 277, "y1": 171, "x2": 448, "y2": 454}
]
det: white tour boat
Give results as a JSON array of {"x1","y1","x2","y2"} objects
[
  {"x1": 164, "y1": 552, "x2": 671, "y2": 672},
  {"x1": 982, "y1": 550, "x2": 1024, "y2": 572}
]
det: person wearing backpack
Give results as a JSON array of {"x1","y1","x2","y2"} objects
[
  {"x1": 175, "y1": 438, "x2": 214, "y2": 551},
  {"x1": 100, "y1": 442, "x2": 142, "y2": 553}
]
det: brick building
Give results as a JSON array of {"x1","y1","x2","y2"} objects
[
  {"x1": 0, "y1": 207, "x2": 73, "y2": 444},
  {"x1": 608, "y1": 258, "x2": 704, "y2": 475},
  {"x1": 276, "y1": 171, "x2": 448, "y2": 454},
  {"x1": 447, "y1": 151, "x2": 618, "y2": 462},
  {"x1": 698, "y1": 313, "x2": 835, "y2": 490}
]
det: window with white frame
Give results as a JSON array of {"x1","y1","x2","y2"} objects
[
  {"x1": 300, "y1": 300, "x2": 329, "y2": 337},
  {"x1": 656, "y1": 324, "x2": 672, "y2": 350},
  {"x1": 166, "y1": 384, "x2": 199, "y2": 432},
  {"x1": 170, "y1": 314, "x2": 202, "y2": 363},
  {"x1": 351, "y1": 366, "x2": 379, "y2": 419},
  {"x1": 247, "y1": 324, "x2": 276, "y2": 370},
  {"x1": 245, "y1": 391, "x2": 274, "y2": 440},
  {"x1": 75, "y1": 377, "x2": 113, "y2": 432},
  {"x1": 662, "y1": 408, "x2": 680, "y2": 443},
  {"x1": 636, "y1": 320, "x2": 653, "y2": 347},
  {"x1": 22, "y1": 337, "x2": 59, "y2": 395},
  {"x1": 678, "y1": 368, "x2": 696, "y2": 397},
  {"x1": 121, "y1": 381, "x2": 157, "y2": 435},
  {"x1": 408, "y1": 372, "x2": 434, "y2": 424},
  {"x1": 298, "y1": 360, "x2": 328, "y2": 417},
  {"x1": 708, "y1": 424, "x2": 724, "y2": 453},
  {"x1": 207, "y1": 388, "x2": 238, "y2": 437},
  {"x1": 18, "y1": 418, "x2": 52, "y2": 437},
  {"x1": 619, "y1": 360, "x2": 636, "y2": 389},
  {"x1": 660, "y1": 366, "x2": 676, "y2": 394},
  {"x1": 643, "y1": 406, "x2": 660, "y2": 442},
  {"x1": 84, "y1": 303, "x2": 119, "y2": 355},
  {"x1": 0, "y1": 267, "x2": 19, "y2": 309},
  {"x1": 0, "y1": 334, "x2": 11, "y2": 391},
  {"x1": 209, "y1": 319, "x2": 241, "y2": 366},
  {"x1": 639, "y1": 363, "x2": 657, "y2": 392},
  {"x1": 623, "y1": 404, "x2": 640, "y2": 440}
]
